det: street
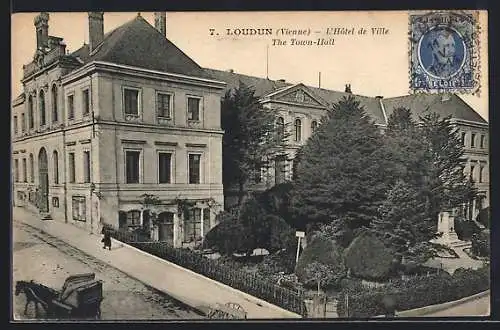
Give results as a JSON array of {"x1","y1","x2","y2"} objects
[{"x1": 12, "y1": 221, "x2": 203, "y2": 320}]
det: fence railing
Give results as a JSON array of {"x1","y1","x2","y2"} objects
[{"x1": 107, "y1": 227, "x2": 307, "y2": 317}]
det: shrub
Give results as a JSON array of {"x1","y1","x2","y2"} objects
[
  {"x1": 295, "y1": 234, "x2": 346, "y2": 289},
  {"x1": 203, "y1": 211, "x2": 248, "y2": 255},
  {"x1": 343, "y1": 231, "x2": 394, "y2": 281},
  {"x1": 337, "y1": 265, "x2": 489, "y2": 317},
  {"x1": 476, "y1": 207, "x2": 490, "y2": 229},
  {"x1": 455, "y1": 218, "x2": 481, "y2": 241},
  {"x1": 471, "y1": 230, "x2": 490, "y2": 257}
]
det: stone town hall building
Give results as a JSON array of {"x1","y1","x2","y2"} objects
[{"x1": 12, "y1": 12, "x2": 489, "y2": 247}]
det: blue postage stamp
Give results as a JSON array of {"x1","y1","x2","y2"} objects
[{"x1": 409, "y1": 11, "x2": 480, "y2": 94}]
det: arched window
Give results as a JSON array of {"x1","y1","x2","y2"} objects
[
  {"x1": 311, "y1": 120, "x2": 318, "y2": 133},
  {"x1": 28, "y1": 95, "x2": 34, "y2": 129},
  {"x1": 53, "y1": 150, "x2": 59, "y2": 184},
  {"x1": 276, "y1": 117, "x2": 285, "y2": 142},
  {"x1": 29, "y1": 153, "x2": 34, "y2": 183},
  {"x1": 51, "y1": 84, "x2": 58, "y2": 122},
  {"x1": 39, "y1": 90, "x2": 46, "y2": 126},
  {"x1": 294, "y1": 118, "x2": 302, "y2": 142}
]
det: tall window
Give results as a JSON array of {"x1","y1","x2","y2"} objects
[
  {"x1": 158, "y1": 152, "x2": 172, "y2": 184},
  {"x1": 188, "y1": 154, "x2": 201, "y2": 184},
  {"x1": 39, "y1": 90, "x2": 46, "y2": 126},
  {"x1": 28, "y1": 95, "x2": 34, "y2": 129},
  {"x1": 83, "y1": 151, "x2": 91, "y2": 183},
  {"x1": 276, "y1": 117, "x2": 285, "y2": 142},
  {"x1": 53, "y1": 151, "x2": 59, "y2": 184},
  {"x1": 125, "y1": 150, "x2": 140, "y2": 183},
  {"x1": 311, "y1": 120, "x2": 318, "y2": 133},
  {"x1": 29, "y1": 154, "x2": 34, "y2": 183},
  {"x1": 157, "y1": 93, "x2": 171, "y2": 118},
  {"x1": 480, "y1": 135, "x2": 485, "y2": 149},
  {"x1": 14, "y1": 159, "x2": 19, "y2": 182},
  {"x1": 461, "y1": 132, "x2": 466, "y2": 146},
  {"x1": 67, "y1": 94, "x2": 74, "y2": 120},
  {"x1": 294, "y1": 118, "x2": 302, "y2": 142},
  {"x1": 471, "y1": 133, "x2": 476, "y2": 148},
  {"x1": 124, "y1": 88, "x2": 139, "y2": 115},
  {"x1": 22, "y1": 158, "x2": 27, "y2": 182},
  {"x1": 479, "y1": 166, "x2": 484, "y2": 183},
  {"x1": 52, "y1": 84, "x2": 58, "y2": 122},
  {"x1": 184, "y1": 208, "x2": 202, "y2": 241},
  {"x1": 470, "y1": 164, "x2": 475, "y2": 181},
  {"x1": 126, "y1": 210, "x2": 141, "y2": 227},
  {"x1": 21, "y1": 114, "x2": 26, "y2": 132},
  {"x1": 187, "y1": 97, "x2": 200, "y2": 121},
  {"x1": 13, "y1": 116, "x2": 18, "y2": 134},
  {"x1": 275, "y1": 155, "x2": 286, "y2": 185},
  {"x1": 82, "y1": 89, "x2": 90, "y2": 115},
  {"x1": 72, "y1": 196, "x2": 86, "y2": 221},
  {"x1": 68, "y1": 152, "x2": 75, "y2": 183}
]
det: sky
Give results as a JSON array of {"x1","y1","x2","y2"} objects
[{"x1": 11, "y1": 11, "x2": 488, "y2": 121}]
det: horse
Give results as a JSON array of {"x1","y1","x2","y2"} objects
[{"x1": 15, "y1": 280, "x2": 58, "y2": 318}]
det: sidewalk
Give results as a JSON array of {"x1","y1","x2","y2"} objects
[{"x1": 12, "y1": 207, "x2": 301, "y2": 319}]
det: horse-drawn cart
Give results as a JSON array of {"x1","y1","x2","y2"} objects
[
  {"x1": 15, "y1": 273, "x2": 103, "y2": 320},
  {"x1": 49, "y1": 273, "x2": 103, "y2": 319}
]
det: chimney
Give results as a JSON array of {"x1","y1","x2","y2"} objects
[
  {"x1": 34, "y1": 12, "x2": 49, "y2": 50},
  {"x1": 154, "y1": 12, "x2": 167, "y2": 37},
  {"x1": 345, "y1": 84, "x2": 352, "y2": 94},
  {"x1": 88, "y1": 12, "x2": 104, "y2": 52}
]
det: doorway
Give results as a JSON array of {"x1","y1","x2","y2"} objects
[{"x1": 157, "y1": 212, "x2": 174, "y2": 244}]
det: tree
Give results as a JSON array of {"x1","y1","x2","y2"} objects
[
  {"x1": 221, "y1": 81, "x2": 288, "y2": 208},
  {"x1": 419, "y1": 113, "x2": 477, "y2": 216},
  {"x1": 371, "y1": 180, "x2": 439, "y2": 263},
  {"x1": 291, "y1": 96, "x2": 393, "y2": 244}
]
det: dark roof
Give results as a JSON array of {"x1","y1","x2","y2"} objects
[
  {"x1": 70, "y1": 15, "x2": 205, "y2": 78},
  {"x1": 382, "y1": 94, "x2": 487, "y2": 124},
  {"x1": 203, "y1": 68, "x2": 387, "y2": 125}
]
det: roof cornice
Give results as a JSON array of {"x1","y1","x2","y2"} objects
[
  {"x1": 61, "y1": 61, "x2": 227, "y2": 90},
  {"x1": 450, "y1": 117, "x2": 489, "y2": 128}
]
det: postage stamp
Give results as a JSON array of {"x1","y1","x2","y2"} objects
[{"x1": 409, "y1": 10, "x2": 481, "y2": 94}]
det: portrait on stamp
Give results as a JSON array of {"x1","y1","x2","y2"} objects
[{"x1": 409, "y1": 11, "x2": 480, "y2": 94}]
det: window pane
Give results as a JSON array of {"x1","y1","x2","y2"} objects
[
  {"x1": 188, "y1": 154, "x2": 201, "y2": 184},
  {"x1": 68, "y1": 95, "x2": 74, "y2": 119},
  {"x1": 471, "y1": 133, "x2": 476, "y2": 147},
  {"x1": 22, "y1": 158, "x2": 27, "y2": 182},
  {"x1": 40, "y1": 91, "x2": 46, "y2": 126},
  {"x1": 21, "y1": 114, "x2": 26, "y2": 132},
  {"x1": 126, "y1": 151, "x2": 140, "y2": 183},
  {"x1": 125, "y1": 89, "x2": 139, "y2": 115},
  {"x1": 187, "y1": 98, "x2": 200, "y2": 121},
  {"x1": 14, "y1": 159, "x2": 19, "y2": 182},
  {"x1": 29, "y1": 97, "x2": 34, "y2": 128},
  {"x1": 203, "y1": 209, "x2": 210, "y2": 235},
  {"x1": 157, "y1": 93, "x2": 171, "y2": 118},
  {"x1": 69, "y1": 153, "x2": 75, "y2": 183},
  {"x1": 14, "y1": 116, "x2": 18, "y2": 134},
  {"x1": 83, "y1": 89, "x2": 90, "y2": 114},
  {"x1": 275, "y1": 155, "x2": 286, "y2": 185},
  {"x1": 295, "y1": 119, "x2": 302, "y2": 141},
  {"x1": 52, "y1": 86, "x2": 58, "y2": 122},
  {"x1": 480, "y1": 135, "x2": 485, "y2": 149},
  {"x1": 158, "y1": 153, "x2": 172, "y2": 183},
  {"x1": 83, "y1": 151, "x2": 91, "y2": 183},
  {"x1": 53, "y1": 151, "x2": 59, "y2": 184}
]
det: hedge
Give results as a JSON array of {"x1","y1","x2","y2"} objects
[
  {"x1": 455, "y1": 218, "x2": 481, "y2": 241},
  {"x1": 471, "y1": 230, "x2": 490, "y2": 257},
  {"x1": 343, "y1": 231, "x2": 395, "y2": 281},
  {"x1": 337, "y1": 265, "x2": 490, "y2": 317}
]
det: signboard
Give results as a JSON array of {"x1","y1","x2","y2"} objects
[{"x1": 295, "y1": 231, "x2": 305, "y2": 238}]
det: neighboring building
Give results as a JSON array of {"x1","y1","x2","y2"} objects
[
  {"x1": 204, "y1": 70, "x2": 490, "y2": 219},
  {"x1": 11, "y1": 12, "x2": 226, "y2": 247}
]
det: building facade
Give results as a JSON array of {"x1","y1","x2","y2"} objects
[{"x1": 12, "y1": 12, "x2": 226, "y2": 247}]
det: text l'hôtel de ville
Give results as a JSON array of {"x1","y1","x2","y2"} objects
[{"x1": 209, "y1": 27, "x2": 389, "y2": 46}]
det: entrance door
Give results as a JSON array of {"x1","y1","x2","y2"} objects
[
  {"x1": 158, "y1": 212, "x2": 174, "y2": 244},
  {"x1": 38, "y1": 148, "x2": 49, "y2": 213}
]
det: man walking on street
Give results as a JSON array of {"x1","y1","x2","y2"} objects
[{"x1": 101, "y1": 225, "x2": 112, "y2": 250}]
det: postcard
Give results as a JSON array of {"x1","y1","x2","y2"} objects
[{"x1": 11, "y1": 10, "x2": 489, "y2": 321}]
